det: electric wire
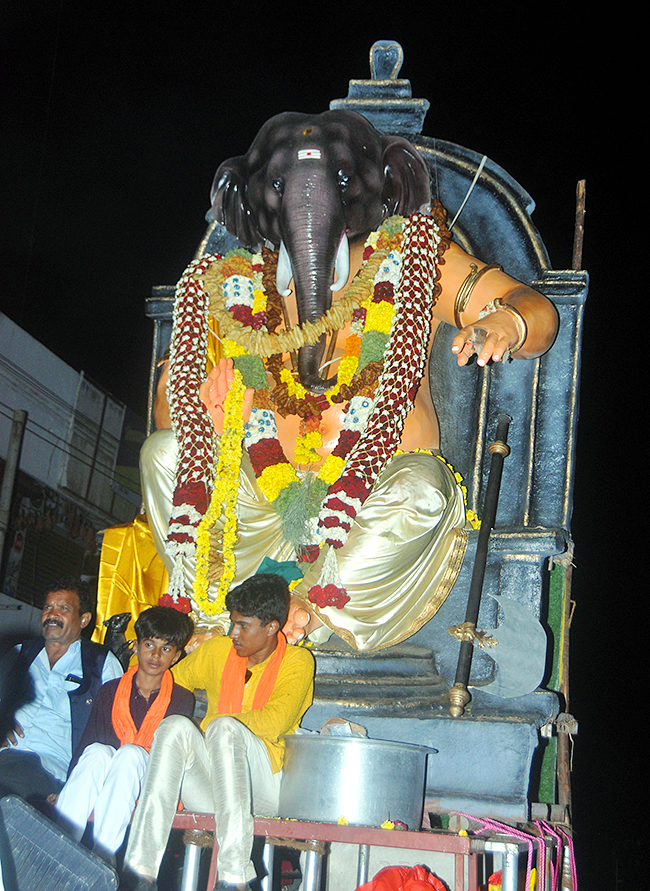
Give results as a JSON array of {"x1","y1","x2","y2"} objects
[{"x1": 0, "y1": 403, "x2": 136, "y2": 489}]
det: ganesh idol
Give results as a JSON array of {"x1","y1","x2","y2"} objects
[{"x1": 131, "y1": 109, "x2": 557, "y2": 651}]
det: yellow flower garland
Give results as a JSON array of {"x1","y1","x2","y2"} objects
[
  {"x1": 193, "y1": 370, "x2": 247, "y2": 614},
  {"x1": 267, "y1": 237, "x2": 398, "y2": 470},
  {"x1": 293, "y1": 430, "x2": 323, "y2": 465}
]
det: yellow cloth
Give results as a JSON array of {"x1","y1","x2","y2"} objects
[
  {"x1": 172, "y1": 635, "x2": 314, "y2": 772},
  {"x1": 94, "y1": 514, "x2": 169, "y2": 643}
]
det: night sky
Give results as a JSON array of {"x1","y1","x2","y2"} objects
[{"x1": 1, "y1": 3, "x2": 642, "y2": 885}]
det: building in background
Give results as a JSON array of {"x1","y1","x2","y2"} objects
[{"x1": 0, "y1": 312, "x2": 144, "y2": 624}]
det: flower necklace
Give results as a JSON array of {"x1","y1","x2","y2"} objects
[
  {"x1": 223, "y1": 214, "x2": 408, "y2": 551},
  {"x1": 167, "y1": 205, "x2": 451, "y2": 616}
]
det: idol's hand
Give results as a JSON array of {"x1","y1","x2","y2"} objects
[
  {"x1": 283, "y1": 599, "x2": 321, "y2": 645},
  {"x1": 451, "y1": 310, "x2": 521, "y2": 367},
  {"x1": 199, "y1": 358, "x2": 254, "y2": 435}
]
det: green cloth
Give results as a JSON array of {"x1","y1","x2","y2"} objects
[{"x1": 255, "y1": 557, "x2": 303, "y2": 584}]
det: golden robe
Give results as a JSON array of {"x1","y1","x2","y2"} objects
[{"x1": 138, "y1": 428, "x2": 468, "y2": 650}]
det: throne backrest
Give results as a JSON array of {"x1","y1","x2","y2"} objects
[
  {"x1": 420, "y1": 136, "x2": 588, "y2": 532},
  {"x1": 329, "y1": 41, "x2": 588, "y2": 535}
]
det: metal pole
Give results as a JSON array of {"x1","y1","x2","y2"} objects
[
  {"x1": 501, "y1": 844, "x2": 520, "y2": 891},
  {"x1": 302, "y1": 847, "x2": 324, "y2": 891},
  {"x1": 0, "y1": 410, "x2": 28, "y2": 574},
  {"x1": 260, "y1": 841, "x2": 274, "y2": 891},
  {"x1": 179, "y1": 842, "x2": 202, "y2": 891},
  {"x1": 449, "y1": 414, "x2": 511, "y2": 716},
  {"x1": 356, "y1": 844, "x2": 370, "y2": 887},
  {"x1": 557, "y1": 553, "x2": 574, "y2": 817},
  {"x1": 84, "y1": 390, "x2": 108, "y2": 502}
]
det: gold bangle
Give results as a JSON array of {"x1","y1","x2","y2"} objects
[
  {"x1": 454, "y1": 264, "x2": 502, "y2": 329},
  {"x1": 493, "y1": 298, "x2": 527, "y2": 352}
]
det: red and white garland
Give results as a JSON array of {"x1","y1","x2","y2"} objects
[
  {"x1": 317, "y1": 212, "x2": 443, "y2": 549},
  {"x1": 166, "y1": 257, "x2": 217, "y2": 598},
  {"x1": 165, "y1": 209, "x2": 449, "y2": 610}
]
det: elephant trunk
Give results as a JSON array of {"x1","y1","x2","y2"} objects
[{"x1": 279, "y1": 169, "x2": 348, "y2": 394}]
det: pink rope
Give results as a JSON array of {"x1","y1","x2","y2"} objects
[
  {"x1": 455, "y1": 812, "x2": 577, "y2": 891},
  {"x1": 536, "y1": 821, "x2": 563, "y2": 891},
  {"x1": 457, "y1": 814, "x2": 535, "y2": 890}
]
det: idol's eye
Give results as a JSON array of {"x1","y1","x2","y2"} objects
[
  {"x1": 272, "y1": 179, "x2": 283, "y2": 195},
  {"x1": 338, "y1": 170, "x2": 349, "y2": 189}
]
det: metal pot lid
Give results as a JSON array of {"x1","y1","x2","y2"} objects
[{"x1": 282, "y1": 734, "x2": 438, "y2": 755}]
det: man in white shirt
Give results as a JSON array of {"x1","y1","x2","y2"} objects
[{"x1": 0, "y1": 578, "x2": 123, "y2": 801}]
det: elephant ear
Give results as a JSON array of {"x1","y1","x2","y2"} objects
[
  {"x1": 381, "y1": 136, "x2": 431, "y2": 218},
  {"x1": 210, "y1": 157, "x2": 263, "y2": 252}
]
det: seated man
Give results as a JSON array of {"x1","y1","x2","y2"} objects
[
  {"x1": 54, "y1": 606, "x2": 195, "y2": 864},
  {"x1": 123, "y1": 573, "x2": 315, "y2": 891},
  {"x1": 0, "y1": 578, "x2": 123, "y2": 803}
]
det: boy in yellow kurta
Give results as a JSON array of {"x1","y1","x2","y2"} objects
[{"x1": 123, "y1": 574, "x2": 314, "y2": 891}]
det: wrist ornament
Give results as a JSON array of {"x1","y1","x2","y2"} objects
[
  {"x1": 454, "y1": 264, "x2": 502, "y2": 329},
  {"x1": 478, "y1": 297, "x2": 527, "y2": 353}
]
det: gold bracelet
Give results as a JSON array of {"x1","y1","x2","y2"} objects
[
  {"x1": 492, "y1": 298, "x2": 527, "y2": 352},
  {"x1": 454, "y1": 264, "x2": 502, "y2": 329}
]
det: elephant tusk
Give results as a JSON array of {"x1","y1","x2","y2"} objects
[
  {"x1": 276, "y1": 240, "x2": 294, "y2": 298},
  {"x1": 330, "y1": 232, "x2": 350, "y2": 292}
]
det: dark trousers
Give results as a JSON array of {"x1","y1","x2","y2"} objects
[{"x1": 0, "y1": 750, "x2": 63, "y2": 801}]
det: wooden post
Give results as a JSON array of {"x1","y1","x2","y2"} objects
[{"x1": 572, "y1": 180, "x2": 586, "y2": 270}]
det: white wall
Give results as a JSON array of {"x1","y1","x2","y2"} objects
[
  {"x1": 0, "y1": 592, "x2": 41, "y2": 638},
  {"x1": 0, "y1": 312, "x2": 134, "y2": 525},
  {"x1": 0, "y1": 314, "x2": 80, "y2": 492}
]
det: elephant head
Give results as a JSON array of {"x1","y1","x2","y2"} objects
[{"x1": 210, "y1": 110, "x2": 430, "y2": 393}]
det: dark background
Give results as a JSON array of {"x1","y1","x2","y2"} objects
[{"x1": 1, "y1": 3, "x2": 642, "y2": 886}]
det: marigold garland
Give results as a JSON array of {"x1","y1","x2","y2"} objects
[
  {"x1": 193, "y1": 370, "x2": 246, "y2": 614},
  {"x1": 235, "y1": 211, "x2": 412, "y2": 555}
]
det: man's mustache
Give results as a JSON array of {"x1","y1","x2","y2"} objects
[{"x1": 42, "y1": 618, "x2": 64, "y2": 629}]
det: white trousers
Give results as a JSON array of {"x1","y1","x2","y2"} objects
[
  {"x1": 55, "y1": 743, "x2": 149, "y2": 857},
  {"x1": 124, "y1": 714, "x2": 281, "y2": 885}
]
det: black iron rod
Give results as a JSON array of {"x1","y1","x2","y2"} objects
[{"x1": 452, "y1": 413, "x2": 511, "y2": 700}]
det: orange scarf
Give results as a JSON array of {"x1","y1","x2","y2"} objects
[
  {"x1": 111, "y1": 665, "x2": 174, "y2": 752},
  {"x1": 217, "y1": 632, "x2": 287, "y2": 715}
]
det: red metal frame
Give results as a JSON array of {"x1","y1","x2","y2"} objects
[{"x1": 171, "y1": 813, "x2": 485, "y2": 890}]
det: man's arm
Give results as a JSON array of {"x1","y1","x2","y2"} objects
[
  {"x1": 101, "y1": 649, "x2": 125, "y2": 682},
  {"x1": 435, "y1": 243, "x2": 559, "y2": 365},
  {"x1": 171, "y1": 638, "x2": 221, "y2": 693}
]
